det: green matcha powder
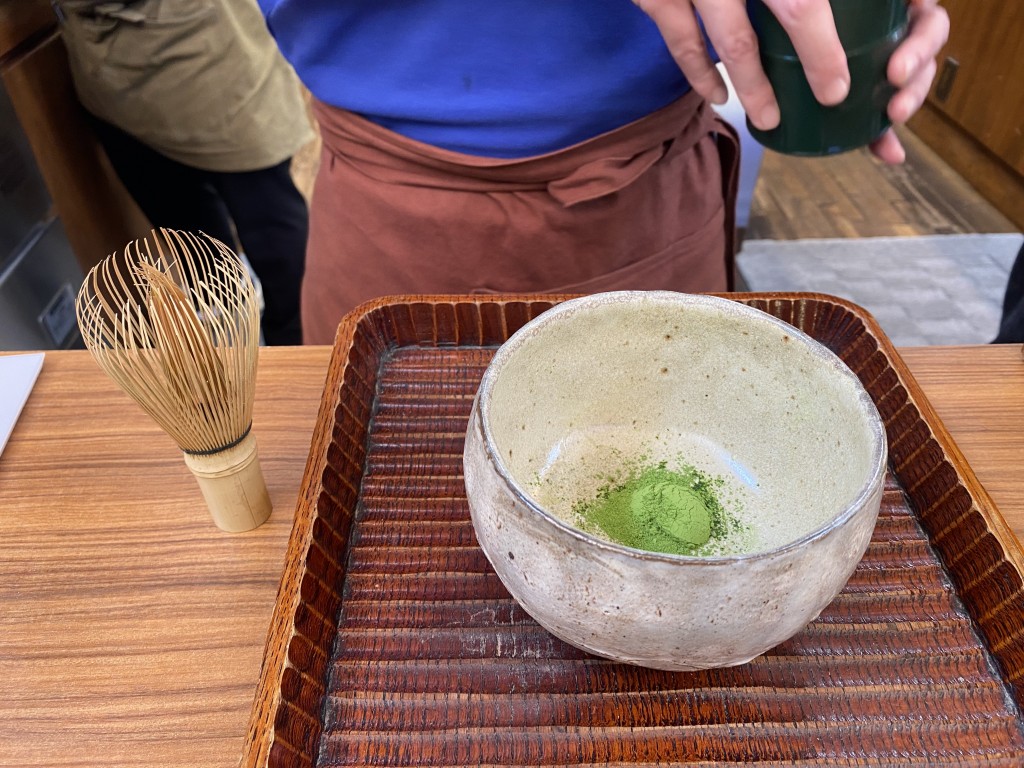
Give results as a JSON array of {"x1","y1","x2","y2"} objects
[{"x1": 573, "y1": 462, "x2": 747, "y2": 556}]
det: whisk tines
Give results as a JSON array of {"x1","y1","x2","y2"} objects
[
  {"x1": 76, "y1": 229, "x2": 272, "y2": 532},
  {"x1": 75, "y1": 229, "x2": 260, "y2": 454}
]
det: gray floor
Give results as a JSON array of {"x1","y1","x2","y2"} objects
[{"x1": 737, "y1": 233, "x2": 1024, "y2": 346}]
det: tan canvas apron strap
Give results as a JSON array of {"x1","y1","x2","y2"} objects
[
  {"x1": 712, "y1": 115, "x2": 741, "y2": 291},
  {"x1": 311, "y1": 90, "x2": 712, "y2": 206}
]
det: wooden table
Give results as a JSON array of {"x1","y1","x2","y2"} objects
[{"x1": 0, "y1": 345, "x2": 1021, "y2": 767}]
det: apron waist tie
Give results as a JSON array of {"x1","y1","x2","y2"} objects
[{"x1": 311, "y1": 90, "x2": 715, "y2": 208}]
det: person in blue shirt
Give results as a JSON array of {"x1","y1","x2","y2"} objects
[{"x1": 258, "y1": 0, "x2": 949, "y2": 343}]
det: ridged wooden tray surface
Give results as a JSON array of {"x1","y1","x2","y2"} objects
[{"x1": 244, "y1": 294, "x2": 1024, "y2": 767}]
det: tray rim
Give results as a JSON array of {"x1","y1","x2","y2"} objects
[{"x1": 242, "y1": 291, "x2": 1024, "y2": 767}]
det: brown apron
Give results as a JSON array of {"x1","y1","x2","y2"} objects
[{"x1": 303, "y1": 90, "x2": 740, "y2": 344}]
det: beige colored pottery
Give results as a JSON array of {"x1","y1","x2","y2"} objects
[{"x1": 463, "y1": 291, "x2": 887, "y2": 670}]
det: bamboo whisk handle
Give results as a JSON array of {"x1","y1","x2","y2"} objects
[{"x1": 182, "y1": 432, "x2": 272, "y2": 532}]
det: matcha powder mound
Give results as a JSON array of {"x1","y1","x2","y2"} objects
[
  {"x1": 632, "y1": 480, "x2": 711, "y2": 547},
  {"x1": 573, "y1": 462, "x2": 744, "y2": 556}
]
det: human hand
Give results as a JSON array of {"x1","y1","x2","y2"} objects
[
  {"x1": 635, "y1": 0, "x2": 949, "y2": 164},
  {"x1": 634, "y1": 0, "x2": 850, "y2": 133},
  {"x1": 870, "y1": 0, "x2": 950, "y2": 164}
]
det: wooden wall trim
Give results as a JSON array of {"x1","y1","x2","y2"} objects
[
  {"x1": 0, "y1": 0, "x2": 55, "y2": 61},
  {"x1": 1, "y1": 30, "x2": 149, "y2": 272},
  {"x1": 908, "y1": 103, "x2": 1024, "y2": 233}
]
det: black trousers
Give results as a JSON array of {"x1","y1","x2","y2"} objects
[
  {"x1": 92, "y1": 117, "x2": 308, "y2": 345},
  {"x1": 994, "y1": 241, "x2": 1024, "y2": 344}
]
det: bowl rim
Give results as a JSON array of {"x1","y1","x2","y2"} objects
[{"x1": 474, "y1": 290, "x2": 889, "y2": 565}]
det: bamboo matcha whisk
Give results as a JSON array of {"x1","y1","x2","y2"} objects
[{"x1": 76, "y1": 229, "x2": 272, "y2": 532}]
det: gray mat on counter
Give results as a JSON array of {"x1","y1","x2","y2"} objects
[{"x1": 737, "y1": 233, "x2": 1024, "y2": 346}]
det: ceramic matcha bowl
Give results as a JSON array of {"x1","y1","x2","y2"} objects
[{"x1": 463, "y1": 291, "x2": 887, "y2": 671}]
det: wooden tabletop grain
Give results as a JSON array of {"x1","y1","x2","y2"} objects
[{"x1": 0, "y1": 344, "x2": 1020, "y2": 767}]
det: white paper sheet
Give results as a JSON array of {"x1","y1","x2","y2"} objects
[{"x1": 0, "y1": 353, "x2": 45, "y2": 458}]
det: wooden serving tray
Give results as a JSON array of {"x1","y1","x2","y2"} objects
[{"x1": 244, "y1": 293, "x2": 1024, "y2": 767}]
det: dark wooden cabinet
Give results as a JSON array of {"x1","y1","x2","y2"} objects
[
  {"x1": 0, "y1": 0, "x2": 148, "y2": 272},
  {"x1": 909, "y1": 0, "x2": 1024, "y2": 230},
  {"x1": 0, "y1": 0, "x2": 53, "y2": 55},
  {"x1": 929, "y1": 1, "x2": 1024, "y2": 175}
]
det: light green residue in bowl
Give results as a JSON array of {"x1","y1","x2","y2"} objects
[{"x1": 573, "y1": 462, "x2": 747, "y2": 556}]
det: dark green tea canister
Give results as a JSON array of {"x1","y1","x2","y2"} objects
[{"x1": 747, "y1": 0, "x2": 909, "y2": 156}]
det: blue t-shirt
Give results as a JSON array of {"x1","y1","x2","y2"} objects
[{"x1": 259, "y1": 1, "x2": 692, "y2": 158}]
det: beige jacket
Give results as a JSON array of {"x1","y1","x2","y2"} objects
[{"x1": 58, "y1": 0, "x2": 314, "y2": 172}]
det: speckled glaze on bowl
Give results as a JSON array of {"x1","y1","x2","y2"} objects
[{"x1": 462, "y1": 291, "x2": 887, "y2": 671}]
